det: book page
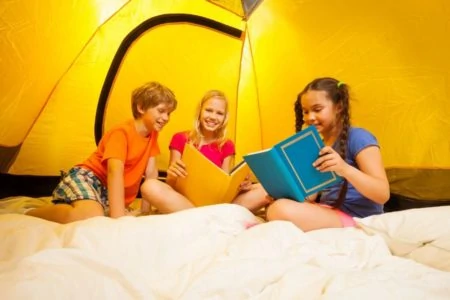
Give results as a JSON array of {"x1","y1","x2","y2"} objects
[
  {"x1": 230, "y1": 159, "x2": 246, "y2": 175},
  {"x1": 222, "y1": 162, "x2": 251, "y2": 203},
  {"x1": 175, "y1": 144, "x2": 243, "y2": 206}
]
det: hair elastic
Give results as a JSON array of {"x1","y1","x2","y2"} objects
[{"x1": 337, "y1": 81, "x2": 345, "y2": 88}]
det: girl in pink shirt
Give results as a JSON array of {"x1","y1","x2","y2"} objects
[{"x1": 141, "y1": 90, "x2": 270, "y2": 213}]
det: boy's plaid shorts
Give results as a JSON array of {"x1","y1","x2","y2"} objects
[{"x1": 52, "y1": 166, "x2": 108, "y2": 210}]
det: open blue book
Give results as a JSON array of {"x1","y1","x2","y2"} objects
[{"x1": 243, "y1": 126, "x2": 341, "y2": 202}]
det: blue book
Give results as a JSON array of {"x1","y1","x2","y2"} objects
[{"x1": 243, "y1": 126, "x2": 341, "y2": 202}]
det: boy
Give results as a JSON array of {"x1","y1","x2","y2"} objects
[{"x1": 27, "y1": 81, "x2": 191, "y2": 223}]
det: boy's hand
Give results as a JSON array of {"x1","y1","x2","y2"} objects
[{"x1": 167, "y1": 158, "x2": 187, "y2": 178}]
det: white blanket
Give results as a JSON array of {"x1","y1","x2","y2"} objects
[{"x1": 1, "y1": 204, "x2": 450, "y2": 299}]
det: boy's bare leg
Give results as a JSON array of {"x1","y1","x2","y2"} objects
[
  {"x1": 26, "y1": 200, "x2": 104, "y2": 224},
  {"x1": 140, "y1": 179, "x2": 194, "y2": 213}
]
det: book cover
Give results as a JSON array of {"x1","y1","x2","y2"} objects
[
  {"x1": 243, "y1": 126, "x2": 341, "y2": 202},
  {"x1": 175, "y1": 144, "x2": 250, "y2": 206}
]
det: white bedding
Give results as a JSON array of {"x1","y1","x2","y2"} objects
[{"x1": 1, "y1": 202, "x2": 450, "y2": 299}]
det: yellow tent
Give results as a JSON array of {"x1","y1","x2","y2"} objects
[{"x1": 1, "y1": 0, "x2": 449, "y2": 206}]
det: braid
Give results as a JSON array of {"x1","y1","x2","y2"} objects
[
  {"x1": 294, "y1": 94, "x2": 304, "y2": 132},
  {"x1": 332, "y1": 84, "x2": 351, "y2": 209},
  {"x1": 333, "y1": 125, "x2": 349, "y2": 209}
]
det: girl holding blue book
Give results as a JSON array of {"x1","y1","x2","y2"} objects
[{"x1": 266, "y1": 77, "x2": 390, "y2": 232}]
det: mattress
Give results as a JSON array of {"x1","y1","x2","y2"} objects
[{"x1": 1, "y1": 199, "x2": 450, "y2": 299}]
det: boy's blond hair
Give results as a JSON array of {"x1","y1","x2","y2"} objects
[{"x1": 131, "y1": 82, "x2": 177, "y2": 118}]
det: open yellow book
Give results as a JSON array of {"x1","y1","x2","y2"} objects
[{"x1": 175, "y1": 143, "x2": 251, "y2": 206}]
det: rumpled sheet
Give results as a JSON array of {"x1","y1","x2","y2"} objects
[{"x1": 1, "y1": 203, "x2": 450, "y2": 299}]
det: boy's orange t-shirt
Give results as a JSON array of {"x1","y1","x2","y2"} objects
[{"x1": 79, "y1": 119, "x2": 160, "y2": 206}]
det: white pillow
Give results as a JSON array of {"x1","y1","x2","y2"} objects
[{"x1": 355, "y1": 206, "x2": 450, "y2": 271}]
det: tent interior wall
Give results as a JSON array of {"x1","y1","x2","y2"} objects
[{"x1": 1, "y1": 0, "x2": 449, "y2": 208}]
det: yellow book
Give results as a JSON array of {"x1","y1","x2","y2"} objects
[{"x1": 175, "y1": 143, "x2": 251, "y2": 206}]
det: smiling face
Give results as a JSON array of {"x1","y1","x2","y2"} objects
[
  {"x1": 300, "y1": 90, "x2": 341, "y2": 136},
  {"x1": 199, "y1": 96, "x2": 227, "y2": 135},
  {"x1": 139, "y1": 102, "x2": 173, "y2": 134}
]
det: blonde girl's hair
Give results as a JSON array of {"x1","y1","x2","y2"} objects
[{"x1": 188, "y1": 90, "x2": 229, "y2": 148}]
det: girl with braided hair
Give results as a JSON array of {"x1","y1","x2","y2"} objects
[{"x1": 266, "y1": 77, "x2": 390, "y2": 232}]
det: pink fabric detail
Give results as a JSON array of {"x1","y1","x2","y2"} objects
[
  {"x1": 169, "y1": 131, "x2": 189, "y2": 153},
  {"x1": 169, "y1": 131, "x2": 235, "y2": 167},
  {"x1": 335, "y1": 209, "x2": 357, "y2": 227},
  {"x1": 318, "y1": 204, "x2": 356, "y2": 227},
  {"x1": 244, "y1": 221, "x2": 260, "y2": 229}
]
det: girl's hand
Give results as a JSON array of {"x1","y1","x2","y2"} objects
[
  {"x1": 313, "y1": 146, "x2": 348, "y2": 176},
  {"x1": 167, "y1": 158, "x2": 187, "y2": 178},
  {"x1": 238, "y1": 175, "x2": 252, "y2": 193}
]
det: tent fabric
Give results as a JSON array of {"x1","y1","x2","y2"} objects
[
  {"x1": 95, "y1": 13, "x2": 243, "y2": 144},
  {"x1": 1, "y1": 0, "x2": 449, "y2": 200},
  {"x1": 207, "y1": 0, "x2": 263, "y2": 19}
]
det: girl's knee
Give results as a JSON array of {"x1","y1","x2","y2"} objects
[
  {"x1": 267, "y1": 199, "x2": 311, "y2": 222},
  {"x1": 140, "y1": 179, "x2": 165, "y2": 197},
  {"x1": 140, "y1": 180, "x2": 176, "y2": 208},
  {"x1": 266, "y1": 199, "x2": 291, "y2": 221}
]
